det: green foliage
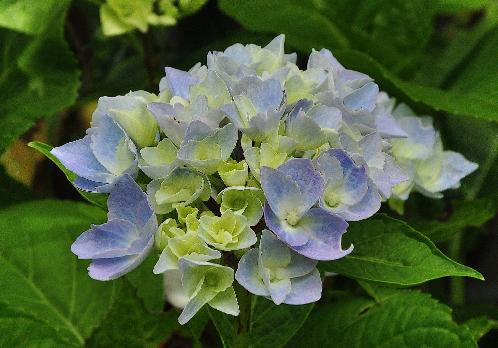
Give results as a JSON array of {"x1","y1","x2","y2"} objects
[
  {"x1": 0, "y1": 200, "x2": 112, "y2": 346},
  {"x1": 1, "y1": 0, "x2": 497, "y2": 346},
  {"x1": 412, "y1": 199, "x2": 495, "y2": 242},
  {"x1": 126, "y1": 253, "x2": 165, "y2": 314},
  {"x1": 0, "y1": 0, "x2": 80, "y2": 154},
  {"x1": 219, "y1": 0, "x2": 498, "y2": 122},
  {"x1": 320, "y1": 215, "x2": 483, "y2": 285},
  {"x1": 292, "y1": 288, "x2": 477, "y2": 347},
  {"x1": 210, "y1": 297, "x2": 313, "y2": 348},
  {"x1": 463, "y1": 316, "x2": 498, "y2": 342},
  {"x1": 86, "y1": 280, "x2": 179, "y2": 347}
]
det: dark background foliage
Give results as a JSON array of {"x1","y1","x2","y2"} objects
[{"x1": 0, "y1": 0, "x2": 497, "y2": 347}]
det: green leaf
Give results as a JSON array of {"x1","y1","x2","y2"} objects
[
  {"x1": 0, "y1": 200, "x2": 116, "y2": 346},
  {"x1": 0, "y1": 302, "x2": 69, "y2": 347},
  {"x1": 413, "y1": 4, "x2": 498, "y2": 87},
  {"x1": 316, "y1": 0, "x2": 435, "y2": 73},
  {"x1": 293, "y1": 289, "x2": 477, "y2": 347},
  {"x1": 28, "y1": 141, "x2": 107, "y2": 209},
  {"x1": 0, "y1": 0, "x2": 66, "y2": 34},
  {"x1": 0, "y1": 0, "x2": 80, "y2": 153},
  {"x1": 218, "y1": 0, "x2": 350, "y2": 52},
  {"x1": 411, "y1": 199, "x2": 496, "y2": 242},
  {"x1": 86, "y1": 280, "x2": 179, "y2": 348},
  {"x1": 219, "y1": 0, "x2": 498, "y2": 122},
  {"x1": 209, "y1": 297, "x2": 313, "y2": 348},
  {"x1": 0, "y1": 164, "x2": 32, "y2": 207},
  {"x1": 126, "y1": 253, "x2": 165, "y2": 314},
  {"x1": 250, "y1": 297, "x2": 314, "y2": 348},
  {"x1": 462, "y1": 316, "x2": 498, "y2": 342},
  {"x1": 333, "y1": 48, "x2": 498, "y2": 122},
  {"x1": 320, "y1": 214, "x2": 483, "y2": 285}
]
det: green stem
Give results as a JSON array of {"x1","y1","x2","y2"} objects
[
  {"x1": 449, "y1": 231, "x2": 464, "y2": 306},
  {"x1": 234, "y1": 283, "x2": 252, "y2": 348}
]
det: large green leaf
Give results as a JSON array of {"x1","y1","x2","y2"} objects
[
  {"x1": 219, "y1": 0, "x2": 498, "y2": 122},
  {"x1": 462, "y1": 316, "x2": 498, "y2": 343},
  {"x1": 126, "y1": 253, "x2": 165, "y2": 314},
  {"x1": 209, "y1": 296, "x2": 313, "y2": 348},
  {"x1": 0, "y1": 0, "x2": 80, "y2": 153},
  {"x1": 218, "y1": 0, "x2": 350, "y2": 52},
  {"x1": 320, "y1": 215, "x2": 483, "y2": 285},
  {"x1": 0, "y1": 200, "x2": 116, "y2": 346},
  {"x1": 411, "y1": 199, "x2": 496, "y2": 242},
  {"x1": 28, "y1": 141, "x2": 107, "y2": 209},
  {"x1": 0, "y1": 0, "x2": 65, "y2": 34},
  {"x1": 86, "y1": 280, "x2": 179, "y2": 348},
  {"x1": 292, "y1": 289, "x2": 477, "y2": 347}
]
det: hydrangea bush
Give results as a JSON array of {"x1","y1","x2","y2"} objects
[{"x1": 50, "y1": 35, "x2": 477, "y2": 325}]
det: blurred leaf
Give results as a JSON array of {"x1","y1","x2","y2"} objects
[
  {"x1": 320, "y1": 214, "x2": 483, "y2": 285},
  {"x1": 463, "y1": 316, "x2": 498, "y2": 342},
  {"x1": 218, "y1": 0, "x2": 350, "y2": 52},
  {"x1": 434, "y1": 0, "x2": 492, "y2": 11},
  {"x1": 0, "y1": 200, "x2": 115, "y2": 346},
  {"x1": 450, "y1": 26, "x2": 498, "y2": 101},
  {"x1": 316, "y1": 0, "x2": 435, "y2": 73},
  {"x1": 413, "y1": 4, "x2": 498, "y2": 87},
  {"x1": 126, "y1": 253, "x2": 165, "y2": 314},
  {"x1": 0, "y1": 0, "x2": 66, "y2": 34},
  {"x1": 209, "y1": 297, "x2": 313, "y2": 348},
  {"x1": 411, "y1": 199, "x2": 496, "y2": 242},
  {"x1": 28, "y1": 141, "x2": 108, "y2": 209},
  {"x1": 0, "y1": 165, "x2": 32, "y2": 207},
  {"x1": 292, "y1": 289, "x2": 477, "y2": 347},
  {"x1": 333, "y1": 49, "x2": 498, "y2": 122},
  {"x1": 219, "y1": 0, "x2": 498, "y2": 121},
  {"x1": 86, "y1": 280, "x2": 178, "y2": 348},
  {"x1": 0, "y1": 0, "x2": 80, "y2": 154},
  {"x1": 442, "y1": 114, "x2": 498, "y2": 203}
]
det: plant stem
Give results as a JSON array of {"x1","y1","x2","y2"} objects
[
  {"x1": 235, "y1": 283, "x2": 252, "y2": 348},
  {"x1": 449, "y1": 231, "x2": 464, "y2": 306}
]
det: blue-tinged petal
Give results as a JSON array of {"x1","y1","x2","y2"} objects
[
  {"x1": 286, "y1": 110, "x2": 327, "y2": 151},
  {"x1": 235, "y1": 249, "x2": 269, "y2": 297},
  {"x1": 260, "y1": 167, "x2": 303, "y2": 222},
  {"x1": 284, "y1": 269, "x2": 322, "y2": 305},
  {"x1": 73, "y1": 176, "x2": 110, "y2": 192},
  {"x1": 268, "y1": 278, "x2": 291, "y2": 305},
  {"x1": 343, "y1": 82, "x2": 379, "y2": 114},
  {"x1": 263, "y1": 203, "x2": 310, "y2": 247},
  {"x1": 391, "y1": 116, "x2": 436, "y2": 160},
  {"x1": 87, "y1": 236, "x2": 154, "y2": 281},
  {"x1": 259, "y1": 229, "x2": 291, "y2": 269},
  {"x1": 308, "y1": 105, "x2": 342, "y2": 131},
  {"x1": 232, "y1": 76, "x2": 284, "y2": 113},
  {"x1": 164, "y1": 67, "x2": 199, "y2": 99},
  {"x1": 289, "y1": 208, "x2": 352, "y2": 261},
  {"x1": 51, "y1": 136, "x2": 113, "y2": 184},
  {"x1": 307, "y1": 48, "x2": 344, "y2": 73},
  {"x1": 322, "y1": 181, "x2": 381, "y2": 221},
  {"x1": 316, "y1": 149, "x2": 368, "y2": 207},
  {"x1": 107, "y1": 174, "x2": 154, "y2": 228},
  {"x1": 71, "y1": 219, "x2": 143, "y2": 259},
  {"x1": 277, "y1": 158, "x2": 325, "y2": 212},
  {"x1": 89, "y1": 114, "x2": 136, "y2": 176},
  {"x1": 147, "y1": 102, "x2": 187, "y2": 146}
]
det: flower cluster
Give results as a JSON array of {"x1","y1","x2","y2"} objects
[{"x1": 51, "y1": 35, "x2": 477, "y2": 324}]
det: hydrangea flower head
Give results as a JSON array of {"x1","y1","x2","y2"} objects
[{"x1": 52, "y1": 35, "x2": 478, "y2": 324}]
